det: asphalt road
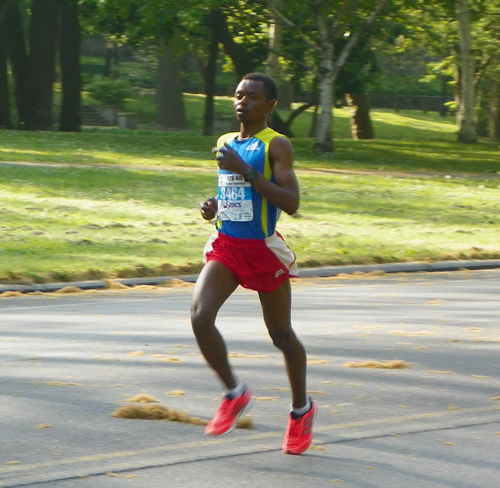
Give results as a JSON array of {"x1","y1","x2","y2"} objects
[{"x1": 1, "y1": 269, "x2": 499, "y2": 487}]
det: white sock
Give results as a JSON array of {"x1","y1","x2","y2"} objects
[
  {"x1": 291, "y1": 398, "x2": 311, "y2": 417},
  {"x1": 226, "y1": 382, "x2": 245, "y2": 399}
]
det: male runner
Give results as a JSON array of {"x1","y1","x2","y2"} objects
[{"x1": 191, "y1": 72, "x2": 316, "y2": 455}]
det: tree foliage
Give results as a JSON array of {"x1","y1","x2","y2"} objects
[
  {"x1": 1, "y1": 0, "x2": 499, "y2": 145},
  {"x1": 386, "y1": 0, "x2": 500, "y2": 141},
  {"x1": 265, "y1": 0, "x2": 391, "y2": 152}
]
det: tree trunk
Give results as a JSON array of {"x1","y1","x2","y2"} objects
[
  {"x1": 475, "y1": 84, "x2": 488, "y2": 137},
  {"x1": 269, "y1": 111, "x2": 293, "y2": 137},
  {"x1": 202, "y1": 10, "x2": 219, "y2": 136},
  {"x1": 440, "y1": 74, "x2": 449, "y2": 116},
  {"x1": 59, "y1": 0, "x2": 81, "y2": 132},
  {"x1": 3, "y1": 0, "x2": 29, "y2": 129},
  {"x1": 156, "y1": 42, "x2": 186, "y2": 128},
  {"x1": 27, "y1": 0, "x2": 59, "y2": 131},
  {"x1": 266, "y1": 0, "x2": 282, "y2": 80},
  {"x1": 345, "y1": 92, "x2": 374, "y2": 140},
  {"x1": 267, "y1": 2, "x2": 294, "y2": 112},
  {"x1": 489, "y1": 80, "x2": 500, "y2": 140},
  {"x1": 267, "y1": 0, "x2": 387, "y2": 151},
  {"x1": 309, "y1": 104, "x2": 318, "y2": 138},
  {"x1": 455, "y1": 0, "x2": 477, "y2": 143},
  {"x1": 0, "y1": 12, "x2": 11, "y2": 129},
  {"x1": 315, "y1": 41, "x2": 335, "y2": 153}
]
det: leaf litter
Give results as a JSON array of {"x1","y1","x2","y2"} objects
[
  {"x1": 112, "y1": 404, "x2": 253, "y2": 429},
  {"x1": 126, "y1": 393, "x2": 159, "y2": 403},
  {"x1": 344, "y1": 360, "x2": 409, "y2": 369}
]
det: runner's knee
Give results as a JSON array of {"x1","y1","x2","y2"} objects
[
  {"x1": 191, "y1": 303, "x2": 216, "y2": 335},
  {"x1": 269, "y1": 329, "x2": 295, "y2": 352}
]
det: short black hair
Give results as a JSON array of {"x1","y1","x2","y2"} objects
[{"x1": 241, "y1": 72, "x2": 278, "y2": 101}]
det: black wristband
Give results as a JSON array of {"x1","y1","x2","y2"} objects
[{"x1": 244, "y1": 167, "x2": 258, "y2": 182}]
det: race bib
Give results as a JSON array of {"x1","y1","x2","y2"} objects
[{"x1": 218, "y1": 173, "x2": 253, "y2": 221}]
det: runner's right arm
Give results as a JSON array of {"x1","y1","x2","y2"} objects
[{"x1": 200, "y1": 197, "x2": 218, "y2": 221}]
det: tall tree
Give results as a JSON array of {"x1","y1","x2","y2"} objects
[
  {"x1": 467, "y1": 0, "x2": 500, "y2": 140},
  {"x1": 90, "y1": 1, "x2": 272, "y2": 134},
  {"x1": 392, "y1": 0, "x2": 500, "y2": 141},
  {"x1": 92, "y1": 0, "x2": 190, "y2": 128},
  {"x1": 455, "y1": 0, "x2": 476, "y2": 142},
  {"x1": 26, "y1": 0, "x2": 59, "y2": 130},
  {"x1": 490, "y1": 79, "x2": 500, "y2": 140},
  {"x1": 0, "y1": 0, "x2": 29, "y2": 129},
  {"x1": 268, "y1": 0, "x2": 389, "y2": 153},
  {"x1": 201, "y1": 9, "x2": 220, "y2": 136},
  {"x1": 0, "y1": 2, "x2": 11, "y2": 129},
  {"x1": 265, "y1": 0, "x2": 283, "y2": 80},
  {"x1": 156, "y1": 41, "x2": 187, "y2": 128}
]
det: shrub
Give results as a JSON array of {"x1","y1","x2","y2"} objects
[{"x1": 86, "y1": 77, "x2": 133, "y2": 107}]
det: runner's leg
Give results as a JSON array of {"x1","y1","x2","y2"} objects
[
  {"x1": 191, "y1": 260, "x2": 240, "y2": 390},
  {"x1": 259, "y1": 279, "x2": 307, "y2": 409}
]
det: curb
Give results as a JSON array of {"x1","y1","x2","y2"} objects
[
  {"x1": 1, "y1": 260, "x2": 500, "y2": 295},
  {"x1": 0, "y1": 275, "x2": 199, "y2": 295},
  {"x1": 298, "y1": 259, "x2": 500, "y2": 278}
]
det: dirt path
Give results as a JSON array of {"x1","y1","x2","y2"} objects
[{"x1": 1, "y1": 159, "x2": 499, "y2": 180}]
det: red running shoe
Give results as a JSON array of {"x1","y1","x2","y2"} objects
[
  {"x1": 282, "y1": 399, "x2": 317, "y2": 455},
  {"x1": 205, "y1": 389, "x2": 254, "y2": 436}
]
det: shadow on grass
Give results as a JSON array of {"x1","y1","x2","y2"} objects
[
  {"x1": 1, "y1": 108, "x2": 499, "y2": 175},
  {"x1": 294, "y1": 138, "x2": 500, "y2": 174},
  {"x1": 0, "y1": 164, "x2": 215, "y2": 207}
]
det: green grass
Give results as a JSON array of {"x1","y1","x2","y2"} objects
[
  {"x1": 1, "y1": 97, "x2": 499, "y2": 284},
  {"x1": 2, "y1": 95, "x2": 499, "y2": 174}
]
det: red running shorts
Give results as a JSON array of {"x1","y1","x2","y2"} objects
[{"x1": 203, "y1": 232, "x2": 298, "y2": 293}]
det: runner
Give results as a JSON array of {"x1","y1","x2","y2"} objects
[{"x1": 191, "y1": 72, "x2": 316, "y2": 455}]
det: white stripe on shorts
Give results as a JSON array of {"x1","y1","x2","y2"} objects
[{"x1": 265, "y1": 232, "x2": 298, "y2": 277}]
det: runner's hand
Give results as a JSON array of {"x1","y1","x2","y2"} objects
[
  {"x1": 200, "y1": 197, "x2": 218, "y2": 220},
  {"x1": 215, "y1": 144, "x2": 248, "y2": 175}
]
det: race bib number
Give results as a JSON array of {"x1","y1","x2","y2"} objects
[{"x1": 218, "y1": 173, "x2": 253, "y2": 221}]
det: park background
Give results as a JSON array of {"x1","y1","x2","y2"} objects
[{"x1": 0, "y1": 0, "x2": 499, "y2": 286}]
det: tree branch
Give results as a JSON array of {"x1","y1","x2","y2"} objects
[
  {"x1": 474, "y1": 54, "x2": 492, "y2": 88},
  {"x1": 266, "y1": 0, "x2": 320, "y2": 53},
  {"x1": 332, "y1": 0, "x2": 389, "y2": 78},
  {"x1": 329, "y1": 0, "x2": 361, "y2": 39},
  {"x1": 266, "y1": 45, "x2": 318, "y2": 75},
  {"x1": 286, "y1": 101, "x2": 317, "y2": 127}
]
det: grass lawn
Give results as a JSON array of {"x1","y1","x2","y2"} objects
[{"x1": 0, "y1": 96, "x2": 499, "y2": 284}]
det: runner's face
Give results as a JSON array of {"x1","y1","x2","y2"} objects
[{"x1": 234, "y1": 80, "x2": 275, "y2": 124}]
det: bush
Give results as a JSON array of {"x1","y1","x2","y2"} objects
[
  {"x1": 86, "y1": 77, "x2": 133, "y2": 107},
  {"x1": 116, "y1": 60, "x2": 157, "y2": 86}
]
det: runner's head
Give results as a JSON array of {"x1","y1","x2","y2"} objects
[
  {"x1": 240, "y1": 72, "x2": 278, "y2": 102},
  {"x1": 234, "y1": 73, "x2": 277, "y2": 125}
]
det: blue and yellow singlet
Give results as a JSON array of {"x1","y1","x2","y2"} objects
[{"x1": 215, "y1": 127, "x2": 284, "y2": 240}]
